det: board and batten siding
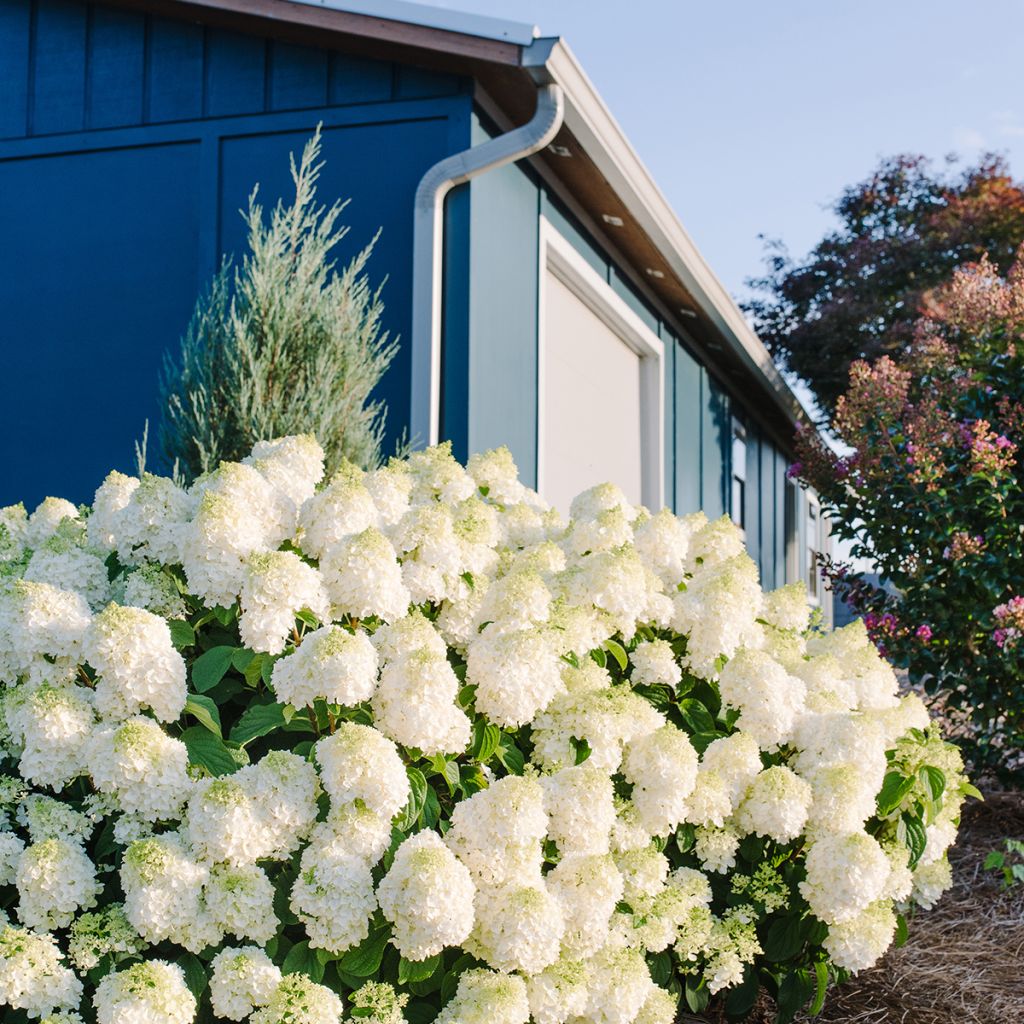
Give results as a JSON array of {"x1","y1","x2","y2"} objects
[
  {"x1": 456, "y1": 110, "x2": 811, "y2": 598},
  {"x1": 0, "y1": 0, "x2": 473, "y2": 507}
]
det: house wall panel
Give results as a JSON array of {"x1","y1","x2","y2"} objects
[
  {"x1": 673, "y1": 344, "x2": 702, "y2": 514},
  {"x1": 86, "y1": 5, "x2": 145, "y2": 129},
  {"x1": 32, "y1": 0, "x2": 88, "y2": 135},
  {"x1": 0, "y1": 0, "x2": 31, "y2": 139},
  {"x1": 0, "y1": 0, "x2": 473, "y2": 506}
]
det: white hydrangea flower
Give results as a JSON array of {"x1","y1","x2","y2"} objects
[
  {"x1": 632, "y1": 508, "x2": 690, "y2": 588},
  {"x1": 735, "y1": 766, "x2": 813, "y2": 844},
  {"x1": 377, "y1": 830, "x2": 476, "y2": 960},
  {"x1": 298, "y1": 463, "x2": 378, "y2": 560},
  {"x1": 473, "y1": 569, "x2": 551, "y2": 635},
  {"x1": 717, "y1": 648, "x2": 806, "y2": 749},
  {"x1": 372, "y1": 648, "x2": 470, "y2": 755},
  {"x1": 686, "y1": 515, "x2": 745, "y2": 571},
  {"x1": 112, "y1": 473, "x2": 193, "y2": 567},
  {"x1": 372, "y1": 610, "x2": 447, "y2": 664},
  {"x1": 5, "y1": 684, "x2": 94, "y2": 790},
  {"x1": 246, "y1": 750, "x2": 321, "y2": 860},
  {"x1": 694, "y1": 826, "x2": 741, "y2": 873},
  {"x1": 541, "y1": 764, "x2": 616, "y2": 856},
  {"x1": 120, "y1": 563, "x2": 187, "y2": 620},
  {"x1": 250, "y1": 973, "x2": 345, "y2": 1024},
  {"x1": 23, "y1": 535, "x2": 111, "y2": 611},
  {"x1": 239, "y1": 550, "x2": 330, "y2": 655},
  {"x1": 823, "y1": 900, "x2": 897, "y2": 973},
  {"x1": 672, "y1": 554, "x2": 762, "y2": 677},
  {"x1": 581, "y1": 945, "x2": 655, "y2": 1024},
  {"x1": 94, "y1": 960, "x2": 196, "y2": 1024},
  {"x1": 801, "y1": 761, "x2": 881, "y2": 835},
  {"x1": 316, "y1": 723, "x2": 409, "y2": 821},
  {"x1": 467, "y1": 447, "x2": 527, "y2": 505},
  {"x1": 85, "y1": 717, "x2": 191, "y2": 822},
  {"x1": 25, "y1": 498, "x2": 80, "y2": 548},
  {"x1": 88, "y1": 471, "x2": 139, "y2": 551},
  {"x1": 0, "y1": 831, "x2": 25, "y2": 886},
  {"x1": 685, "y1": 767, "x2": 734, "y2": 828},
  {"x1": 445, "y1": 775, "x2": 547, "y2": 887},
  {"x1": 364, "y1": 462, "x2": 414, "y2": 528},
  {"x1": 120, "y1": 834, "x2": 220, "y2": 952},
  {"x1": 182, "y1": 462, "x2": 292, "y2": 608},
  {"x1": 761, "y1": 582, "x2": 811, "y2": 633},
  {"x1": 633, "y1": 985, "x2": 679, "y2": 1024},
  {"x1": 244, "y1": 434, "x2": 325, "y2": 517},
  {"x1": 911, "y1": 857, "x2": 953, "y2": 909},
  {"x1": 308, "y1": 802, "x2": 392, "y2": 865},
  {"x1": 436, "y1": 968, "x2": 529, "y2": 1024},
  {"x1": 0, "y1": 923, "x2": 83, "y2": 1018},
  {"x1": 271, "y1": 624, "x2": 377, "y2": 707},
  {"x1": 203, "y1": 863, "x2": 278, "y2": 943},
  {"x1": 468, "y1": 880, "x2": 565, "y2": 974},
  {"x1": 799, "y1": 832, "x2": 891, "y2": 924},
  {"x1": 290, "y1": 838, "x2": 376, "y2": 954},
  {"x1": 67, "y1": 904, "x2": 144, "y2": 972},
  {"x1": 621, "y1": 724, "x2": 698, "y2": 836},
  {"x1": 530, "y1": 684, "x2": 665, "y2": 773},
  {"x1": 0, "y1": 579, "x2": 91, "y2": 685},
  {"x1": 629, "y1": 639, "x2": 682, "y2": 689},
  {"x1": 525, "y1": 955, "x2": 590, "y2": 1024},
  {"x1": 16, "y1": 838, "x2": 100, "y2": 930},
  {"x1": 347, "y1": 982, "x2": 408, "y2": 1024},
  {"x1": 209, "y1": 946, "x2": 283, "y2": 1021},
  {"x1": 320, "y1": 527, "x2": 410, "y2": 623},
  {"x1": 85, "y1": 603, "x2": 186, "y2": 723},
  {"x1": 614, "y1": 844, "x2": 669, "y2": 902},
  {"x1": 546, "y1": 853, "x2": 623, "y2": 958}
]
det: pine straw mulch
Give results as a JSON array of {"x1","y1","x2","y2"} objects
[{"x1": 706, "y1": 786, "x2": 1024, "y2": 1024}]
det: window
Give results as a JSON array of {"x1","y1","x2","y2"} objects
[
  {"x1": 731, "y1": 418, "x2": 747, "y2": 532},
  {"x1": 806, "y1": 497, "x2": 820, "y2": 602},
  {"x1": 537, "y1": 219, "x2": 664, "y2": 514}
]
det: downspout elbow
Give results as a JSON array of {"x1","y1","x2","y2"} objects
[{"x1": 410, "y1": 83, "x2": 565, "y2": 448}]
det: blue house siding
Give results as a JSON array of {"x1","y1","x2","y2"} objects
[{"x1": 0, "y1": 0, "x2": 472, "y2": 506}]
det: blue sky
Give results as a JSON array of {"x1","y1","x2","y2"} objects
[{"x1": 445, "y1": 0, "x2": 1024, "y2": 303}]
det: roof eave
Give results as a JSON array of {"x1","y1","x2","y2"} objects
[{"x1": 524, "y1": 37, "x2": 809, "y2": 429}]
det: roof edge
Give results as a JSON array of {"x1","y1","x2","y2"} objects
[
  {"x1": 525, "y1": 37, "x2": 811, "y2": 428},
  {"x1": 291, "y1": 0, "x2": 539, "y2": 45}
]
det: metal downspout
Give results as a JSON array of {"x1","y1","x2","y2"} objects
[{"x1": 409, "y1": 82, "x2": 565, "y2": 448}]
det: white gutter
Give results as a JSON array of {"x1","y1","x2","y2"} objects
[{"x1": 409, "y1": 82, "x2": 564, "y2": 447}]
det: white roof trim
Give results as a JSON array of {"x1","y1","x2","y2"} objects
[
  {"x1": 526, "y1": 38, "x2": 811, "y2": 426},
  {"x1": 293, "y1": 0, "x2": 539, "y2": 45}
]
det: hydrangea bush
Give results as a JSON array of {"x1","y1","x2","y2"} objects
[{"x1": 0, "y1": 438, "x2": 972, "y2": 1024}]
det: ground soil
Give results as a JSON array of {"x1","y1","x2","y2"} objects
[{"x1": 720, "y1": 787, "x2": 1024, "y2": 1024}]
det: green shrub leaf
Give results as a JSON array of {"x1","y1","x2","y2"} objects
[{"x1": 191, "y1": 645, "x2": 236, "y2": 693}]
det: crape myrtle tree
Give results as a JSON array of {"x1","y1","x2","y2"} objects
[
  {"x1": 745, "y1": 153, "x2": 1024, "y2": 413},
  {"x1": 793, "y1": 248, "x2": 1024, "y2": 778},
  {"x1": 160, "y1": 129, "x2": 398, "y2": 481}
]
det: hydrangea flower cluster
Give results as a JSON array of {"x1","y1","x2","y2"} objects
[{"x1": 0, "y1": 437, "x2": 971, "y2": 1023}]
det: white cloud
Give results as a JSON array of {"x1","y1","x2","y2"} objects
[{"x1": 952, "y1": 126, "x2": 987, "y2": 150}]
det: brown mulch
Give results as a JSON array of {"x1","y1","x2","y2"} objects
[{"x1": 709, "y1": 788, "x2": 1024, "y2": 1024}]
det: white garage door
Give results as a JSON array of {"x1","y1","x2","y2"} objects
[{"x1": 541, "y1": 268, "x2": 644, "y2": 514}]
